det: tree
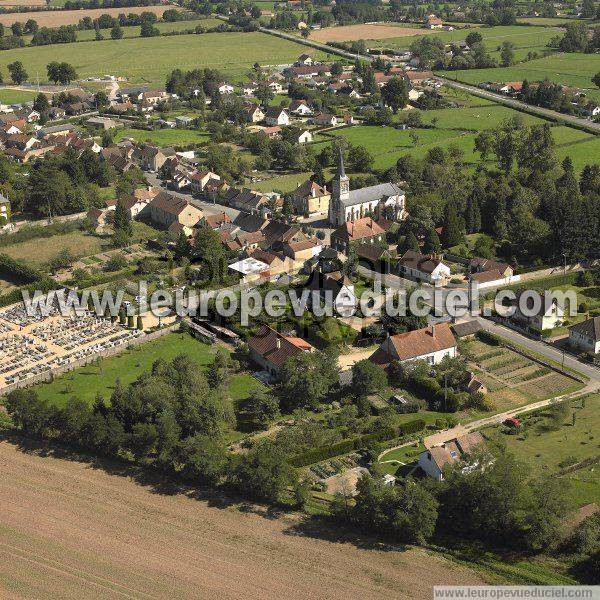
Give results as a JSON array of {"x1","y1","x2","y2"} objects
[
  {"x1": 180, "y1": 433, "x2": 227, "y2": 485},
  {"x1": 351, "y1": 360, "x2": 387, "y2": 398},
  {"x1": 423, "y1": 228, "x2": 441, "y2": 254},
  {"x1": 229, "y1": 441, "x2": 298, "y2": 504},
  {"x1": 246, "y1": 386, "x2": 279, "y2": 429},
  {"x1": 401, "y1": 231, "x2": 420, "y2": 253},
  {"x1": 593, "y1": 72, "x2": 600, "y2": 89},
  {"x1": 112, "y1": 199, "x2": 133, "y2": 247},
  {"x1": 381, "y1": 77, "x2": 409, "y2": 113},
  {"x1": 94, "y1": 90, "x2": 109, "y2": 110},
  {"x1": 255, "y1": 82, "x2": 273, "y2": 107},
  {"x1": 47, "y1": 248, "x2": 75, "y2": 274},
  {"x1": 33, "y1": 92, "x2": 50, "y2": 115},
  {"x1": 441, "y1": 201, "x2": 463, "y2": 248},
  {"x1": 7, "y1": 61, "x2": 27, "y2": 85},
  {"x1": 110, "y1": 24, "x2": 123, "y2": 39},
  {"x1": 140, "y1": 21, "x2": 159, "y2": 37},
  {"x1": 47, "y1": 61, "x2": 76, "y2": 84},
  {"x1": 465, "y1": 31, "x2": 482, "y2": 46},
  {"x1": 499, "y1": 41, "x2": 515, "y2": 67},
  {"x1": 194, "y1": 226, "x2": 226, "y2": 283}
]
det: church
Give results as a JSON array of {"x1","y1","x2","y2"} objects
[{"x1": 328, "y1": 152, "x2": 407, "y2": 227}]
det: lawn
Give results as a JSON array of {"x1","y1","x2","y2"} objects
[
  {"x1": 2, "y1": 230, "x2": 108, "y2": 267},
  {"x1": 439, "y1": 53, "x2": 600, "y2": 100},
  {"x1": 0, "y1": 31, "x2": 325, "y2": 87},
  {"x1": 0, "y1": 87, "x2": 38, "y2": 104},
  {"x1": 114, "y1": 126, "x2": 210, "y2": 147},
  {"x1": 252, "y1": 171, "x2": 312, "y2": 193},
  {"x1": 488, "y1": 393, "x2": 600, "y2": 507},
  {"x1": 30, "y1": 332, "x2": 256, "y2": 408}
]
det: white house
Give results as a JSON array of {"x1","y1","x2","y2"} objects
[
  {"x1": 569, "y1": 317, "x2": 600, "y2": 354},
  {"x1": 218, "y1": 83, "x2": 235, "y2": 94},
  {"x1": 296, "y1": 53, "x2": 313, "y2": 66},
  {"x1": 369, "y1": 323, "x2": 457, "y2": 368},
  {"x1": 418, "y1": 432, "x2": 485, "y2": 480},
  {"x1": 289, "y1": 99, "x2": 313, "y2": 116},
  {"x1": 397, "y1": 250, "x2": 451, "y2": 286},
  {"x1": 296, "y1": 129, "x2": 313, "y2": 143},
  {"x1": 264, "y1": 107, "x2": 290, "y2": 126},
  {"x1": 509, "y1": 290, "x2": 564, "y2": 331}
]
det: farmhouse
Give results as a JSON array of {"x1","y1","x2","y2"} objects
[
  {"x1": 247, "y1": 324, "x2": 314, "y2": 379},
  {"x1": 569, "y1": 317, "x2": 600, "y2": 354},
  {"x1": 418, "y1": 432, "x2": 485, "y2": 480},
  {"x1": 292, "y1": 179, "x2": 331, "y2": 216},
  {"x1": 369, "y1": 323, "x2": 457, "y2": 367},
  {"x1": 397, "y1": 250, "x2": 451, "y2": 286},
  {"x1": 328, "y1": 153, "x2": 406, "y2": 227}
]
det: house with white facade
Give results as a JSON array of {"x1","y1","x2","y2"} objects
[
  {"x1": 369, "y1": 323, "x2": 457, "y2": 368},
  {"x1": 264, "y1": 107, "x2": 290, "y2": 126},
  {"x1": 418, "y1": 432, "x2": 485, "y2": 480},
  {"x1": 569, "y1": 317, "x2": 600, "y2": 354},
  {"x1": 397, "y1": 250, "x2": 451, "y2": 286},
  {"x1": 509, "y1": 289, "x2": 564, "y2": 331}
]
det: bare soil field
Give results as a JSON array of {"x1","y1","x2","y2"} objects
[
  {"x1": 0, "y1": 436, "x2": 485, "y2": 599},
  {"x1": 310, "y1": 23, "x2": 432, "y2": 43},
  {"x1": 0, "y1": 0, "x2": 46, "y2": 7},
  {"x1": 0, "y1": 5, "x2": 172, "y2": 27}
]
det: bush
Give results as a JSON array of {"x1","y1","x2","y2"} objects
[{"x1": 476, "y1": 329, "x2": 501, "y2": 346}]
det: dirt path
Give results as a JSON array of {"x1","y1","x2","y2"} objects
[{"x1": 0, "y1": 437, "x2": 485, "y2": 599}]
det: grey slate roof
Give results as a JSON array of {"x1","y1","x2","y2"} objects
[
  {"x1": 570, "y1": 316, "x2": 600, "y2": 341},
  {"x1": 341, "y1": 182, "x2": 404, "y2": 207}
]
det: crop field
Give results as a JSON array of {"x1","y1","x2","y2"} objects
[
  {"x1": 0, "y1": 87, "x2": 37, "y2": 104},
  {"x1": 310, "y1": 23, "x2": 432, "y2": 43},
  {"x1": 0, "y1": 31, "x2": 324, "y2": 86},
  {"x1": 0, "y1": 5, "x2": 173, "y2": 27},
  {"x1": 468, "y1": 339, "x2": 584, "y2": 412},
  {"x1": 489, "y1": 394, "x2": 600, "y2": 507},
  {"x1": 1, "y1": 230, "x2": 107, "y2": 267},
  {"x1": 0, "y1": 440, "x2": 484, "y2": 599},
  {"x1": 115, "y1": 126, "x2": 210, "y2": 147},
  {"x1": 439, "y1": 52, "x2": 600, "y2": 98}
]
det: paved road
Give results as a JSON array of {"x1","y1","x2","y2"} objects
[
  {"x1": 439, "y1": 78, "x2": 600, "y2": 134},
  {"x1": 146, "y1": 173, "x2": 241, "y2": 220}
]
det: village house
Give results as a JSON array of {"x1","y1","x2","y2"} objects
[
  {"x1": 87, "y1": 205, "x2": 115, "y2": 230},
  {"x1": 189, "y1": 170, "x2": 220, "y2": 195},
  {"x1": 369, "y1": 323, "x2": 457, "y2": 368},
  {"x1": 569, "y1": 317, "x2": 600, "y2": 354},
  {"x1": 247, "y1": 324, "x2": 314, "y2": 379},
  {"x1": 292, "y1": 179, "x2": 330, "y2": 216},
  {"x1": 266, "y1": 79, "x2": 284, "y2": 94},
  {"x1": 508, "y1": 289, "x2": 565, "y2": 332},
  {"x1": 149, "y1": 192, "x2": 203, "y2": 229},
  {"x1": 218, "y1": 83, "x2": 235, "y2": 95},
  {"x1": 243, "y1": 104, "x2": 265, "y2": 123},
  {"x1": 311, "y1": 113, "x2": 338, "y2": 127},
  {"x1": 262, "y1": 125, "x2": 282, "y2": 139},
  {"x1": 397, "y1": 250, "x2": 451, "y2": 286},
  {"x1": 328, "y1": 153, "x2": 406, "y2": 227},
  {"x1": 330, "y1": 217, "x2": 386, "y2": 254},
  {"x1": 289, "y1": 99, "x2": 313, "y2": 116},
  {"x1": 123, "y1": 187, "x2": 160, "y2": 219},
  {"x1": 295, "y1": 53, "x2": 313, "y2": 66},
  {"x1": 292, "y1": 128, "x2": 313, "y2": 144},
  {"x1": 264, "y1": 107, "x2": 290, "y2": 126},
  {"x1": 198, "y1": 211, "x2": 231, "y2": 229},
  {"x1": 0, "y1": 194, "x2": 10, "y2": 223},
  {"x1": 282, "y1": 238, "x2": 322, "y2": 262},
  {"x1": 418, "y1": 432, "x2": 485, "y2": 480},
  {"x1": 134, "y1": 145, "x2": 175, "y2": 171},
  {"x1": 305, "y1": 266, "x2": 356, "y2": 317},
  {"x1": 425, "y1": 14, "x2": 443, "y2": 28}
]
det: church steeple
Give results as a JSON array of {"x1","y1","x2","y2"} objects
[
  {"x1": 337, "y1": 147, "x2": 346, "y2": 179},
  {"x1": 329, "y1": 148, "x2": 350, "y2": 226}
]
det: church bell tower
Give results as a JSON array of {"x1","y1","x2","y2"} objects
[{"x1": 330, "y1": 149, "x2": 350, "y2": 226}]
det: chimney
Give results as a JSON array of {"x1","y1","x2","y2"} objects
[
  {"x1": 430, "y1": 324, "x2": 436, "y2": 337},
  {"x1": 276, "y1": 338, "x2": 281, "y2": 349}
]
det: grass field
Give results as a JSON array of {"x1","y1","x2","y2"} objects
[
  {"x1": 0, "y1": 87, "x2": 38, "y2": 104},
  {"x1": 2, "y1": 230, "x2": 107, "y2": 267},
  {"x1": 30, "y1": 332, "x2": 256, "y2": 408},
  {"x1": 114, "y1": 126, "x2": 210, "y2": 147},
  {"x1": 252, "y1": 171, "x2": 313, "y2": 193},
  {"x1": 0, "y1": 31, "x2": 324, "y2": 87},
  {"x1": 369, "y1": 25, "x2": 561, "y2": 53},
  {"x1": 439, "y1": 53, "x2": 600, "y2": 99},
  {"x1": 489, "y1": 394, "x2": 600, "y2": 507},
  {"x1": 74, "y1": 18, "x2": 223, "y2": 42}
]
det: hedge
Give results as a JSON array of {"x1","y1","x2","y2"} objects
[
  {"x1": 288, "y1": 418, "x2": 426, "y2": 467},
  {"x1": 0, "y1": 253, "x2": 44, "y2": 285}
]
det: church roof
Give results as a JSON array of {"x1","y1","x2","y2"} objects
[{"x1": 340, "y1": 182, "x2": 404, "y2": 207}]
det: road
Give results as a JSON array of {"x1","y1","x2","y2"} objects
[
  {"x1": 439, "y1": 78, "x2": 600, "y2": 134},
  {"x1": 146, "y1": 173, "x2": 241, "y2": 219}
]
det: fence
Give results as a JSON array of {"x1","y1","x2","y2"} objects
[{"x1": 0, "y1": 322, "x2": 181, "y2": 396}]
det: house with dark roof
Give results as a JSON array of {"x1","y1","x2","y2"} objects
[
  {"x1": 397, "y1": 250, "x2": 451, "y2": 286},
  {"x1": 305, "y1": 267, "x2": 356, "y2": 317},
  {"x1": 451, "y1": 320, "x2": 483, "y2": 339},
  {"x1": 508, "y1": 289, "x2": 564, "y2": 331},
  {"x1": 569, "y1": 316, "x2": 600, "y2": 354},
  {"x1": 355, "y1": 243, "x2": 391, "y2": 272},
  {"x1": 369, "y1": 323, "x2": 457, "y2": 368},
  {"x1": 418, "y1": 432, "x2": 485, "y2": 480},
  {"x1": 264, "y1": 107, "x2": 289, "y2": 126},
  {"x1": 247, "y1": 324, "x2": 313, "y2": 378}
]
